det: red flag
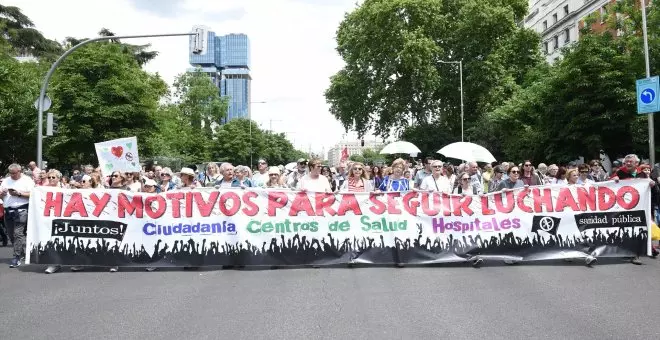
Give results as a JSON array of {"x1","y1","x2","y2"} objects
[{"x1": 341, "y1": 146, "x2": 349, "y2": 162}]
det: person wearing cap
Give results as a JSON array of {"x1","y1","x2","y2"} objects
[
  {"x1": 265, "y1": 166, "x2": 286, "y2": 188},
  {"x1": 142, "y1": 178, "x2": 159, "y2": 193},
  {"x1": 179, "y1": 167, "x2": 200, "y2": 190},
  {"x1": 287, "y1": 158, "x2": 308, "y2": 189},
  {"x1": 252, "y1": 159, "x2": 269, "y2": 188}
]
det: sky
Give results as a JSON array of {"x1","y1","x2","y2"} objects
[{"x1": 7, "y1": 0, "x2": 379, "y2": 156}]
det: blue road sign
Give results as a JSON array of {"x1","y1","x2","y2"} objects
[{"x1": 637, "y1": 76, "x2": 660, "y2": 115}]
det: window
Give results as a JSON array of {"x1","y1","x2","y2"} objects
[
  {"x1": 553, "y1": 36, "x2": 559, "y2": 49},
  {"x1": 564, "y1": 5, "x2": 569, "y2": 16},
  {"x1": 543, "y1": 20, "x2": 547, "y2": 30},
  {"x1": 544, "y1": 41, "x2": 549, "y2": 54},
  {"x1": 564, "y1": 28, "x2": 570, "y2": 43},
  {"x1": 553, "y1": 13, "x2": 557, "y2": 23}
]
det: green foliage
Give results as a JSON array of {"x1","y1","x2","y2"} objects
[
  {"x1": 325, "y1": 0, "x2": 541, "y2": 140},
  {"x1": 44, "y1": 42, "x2": 168, "y2": 167},
  {"x1": 0, "y1": 5, "x2": 62, "y2": 60},
  {"x1": 210, "y1": 118, "x2": 307, "y2": 167},
  {"x1": 476, "y1": 0, "x2": 660, "y2": 163},
  {"x1": 0, "y1": 54, "x2": 46, "y2": 165}
]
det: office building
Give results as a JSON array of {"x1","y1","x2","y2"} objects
[
  {"x1": 523, "y1": 0, "x2": 613, "y2": 63},
  {"x1": 189, "y1": 26, "x2": 251, "y2": 123}
]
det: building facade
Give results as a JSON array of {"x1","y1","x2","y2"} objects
[
  {"x1": 327, "y1": 140, "x2": 386, "y2": 167},
  {"x1": 189, "y1": 26, "x2": 251, "y2": 123},
  {"x1": 523, "y1": 0, "x2": 613, "y2": 63}
]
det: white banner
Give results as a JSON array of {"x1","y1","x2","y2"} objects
[
  {"x1": 94, "y1": 136, "x2": 141, "y2": 178},
  {"x1": 26, "y1": 180, "x2": 652, "y2": 266}
]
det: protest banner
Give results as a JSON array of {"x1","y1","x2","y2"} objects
[
  {"x1": 94, "y1": 137, "x2": 141, "y2": 178},
  {"x1": 26, "y1": 179, "x2": 651, "y2": 267}
]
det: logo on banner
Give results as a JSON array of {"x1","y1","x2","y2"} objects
[
  {"x1": 531, "y1": 215, "x2": 560, "y2": 235},
  {"x1": 51, "y1": 219, "x2": 128, "y2": 241}
]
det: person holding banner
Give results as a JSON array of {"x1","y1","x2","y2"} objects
[
  {"x1": 1, "y1": 164, "x2": 33, "y2": 268},
  {"x1": 496, "y1": 166, "x2": 525, "y2": 191},
  {"x1": 298, "y1": 159, "x2": 332, "y2": 192},
  {"x1": 419, "y1": 160, "x2": 451, "y2": 194},
  {"x1": 377, "y1": 158, "x2": 410, "y2": 192},
  {"x1": 339, "y1": 162, "x2": 373, "y2": 192},
  {"x1": 159, "y1": 168, "x2": 177, "y2": 192},
  {"x1": 265, "y1": 167, "x2": 286, "y2": 188},
  {"x1": 180, "y1": 167, "x2": 201, "y2": 190}
]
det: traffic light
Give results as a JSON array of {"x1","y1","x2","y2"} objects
[
  {"x1": 361, "y1": 139, "x2": 365, "y2": 147},
  {"x1": 192, "y1": 26, "x2": 206, "y2": 55},
  {"x1": 46, "y1": 112, "x2": 58, "y2": 136}
]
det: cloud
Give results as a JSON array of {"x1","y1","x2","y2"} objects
[{"x1": 127, "y1": 0, "x2": 246, "y2": 22}]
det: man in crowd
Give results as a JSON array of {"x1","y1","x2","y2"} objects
[
  {"x1": 28, "y1": 161, "x2": 41, "y2": 183},
  {"x1": 414, "y1": 157, "x2": 433, "y2": 189},
  {"x1": 252, "y1": 159, "x2": 269, "y2": 188},
  {"x1": 288, "y1": 158, "x2": 308, "y2": 189},
  {"x1": 0, "y1": 164, "x2": 34, "y2": 268}
]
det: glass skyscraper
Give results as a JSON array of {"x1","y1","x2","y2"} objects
[{"x1": 189, "y1": 26, "x2": 251, "y2": 123}]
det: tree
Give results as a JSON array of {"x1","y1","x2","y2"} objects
[
  {"x1": 0, "y1": 5, "x2": 62, "y2": 59},
  {"x1": 44, "y1": 42, "x2": 168, "y2": 166},
  {"x1": 325, "y1": 0, "x2": 542, "y2": 141},
  {"x1": 0, "y1": 53, "x2": 46, "y2": 166},
  {"x1": 211, "y1": 118, "x2": 308, "y2": 167},
  {"x1": 476, "y1": 0, "x2": 660, "y2": 163}
]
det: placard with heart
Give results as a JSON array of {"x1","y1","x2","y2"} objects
[{"x1": 94, "y1": 137, "x2": 141, "y2": 179}]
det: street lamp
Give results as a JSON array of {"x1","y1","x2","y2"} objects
[
  {"x1": 641, "y1": 0, "x2": 654, "y2": 165},
  {"x1": 438, "y1": 60, "x2": 465, "y2": 142},
  {"x1": 36, "y1": 31, "x2": 200, "y2": 168}
]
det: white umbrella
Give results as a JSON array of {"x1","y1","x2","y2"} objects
[
  {"x1": 379, "y1": 141, "x2": 421, "y2": 155},
  {"x1": 437, "y1": 142, "x2": 496, "y2": 163}
]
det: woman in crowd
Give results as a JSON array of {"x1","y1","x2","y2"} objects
[
  {"x1": 488, "y1": 166, "x2": 504, "y2": 193},
  {"x1": 403, "y1": 169, "x2": 415, "y2": 190},
  {"x1": 45, "y1": 169, "x2": 63, "y2": 188},
  {"x1": 419, "y1": 160, "x2": 451, "y2": 193},
  {"x1": 520, "y1": 160, "x2": 542, "y2": 186},
  {"x1": 445, "y1": 164, "x2": 456, "y2": 190},
  {"x1": 544, "y1": 164, "x2": 559, "y2": 184},
  {"x1": 553, "y1": 167, "x2": 568, "y2": 185},
  {"x1": 298, "y1": 158, "x2": 332, "y2": 192},
  {"x1": 577, "y1": 164, "x2": 594, "y2": 185},
  {"x1": 566, "y1": 168, "x2": 579, "y2": 185},
  {"x1": 125, "y1": 172, "x2": 142, "y2": 192},
  {"x1": 141, "y1": 179, "x2": 158, "y2": 193},
  {"x1": 108, "y1": 171, "x2": 128, "y2": 190},
  {"x1": 378, "y1": 158, "x2": 410, "y2": 192},
  {"x1": 453, "y1": 172, "x2": 473, "y2": 195},
  {"x1": 372, "y1": 166, "x2": 383, "y2": 190},
  {"x1": 203, "y1": 162, "x2": 222, "y2": 187},
  {"x1": 60, "y1": 175, "x2": 70, "y2": 188},
  {"x1": 496, "y1": 166, "x2": 525, "y2": 191},
  {"x1": 159, "y1": 167, "x2": 177, "y2": 192},
  {"x1": 320, "y1": 166, "x2": 336, "y2": 192},
  {"x1": 265, "y1": 167, "x2": 286, "y2": 188},
  {"x1": 179, "y1": 167, "x2": 200, "y2": 190},
  {"x1": 235, "y1": 165, "x2": 254, "y2": 187},
  {"x1": 340, "y1": 162, "x2": 373, "y2": 192}
]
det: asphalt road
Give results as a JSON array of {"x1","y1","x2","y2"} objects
[{"x1": 1, "y1": 246, "x2": 659, "y2": 340}]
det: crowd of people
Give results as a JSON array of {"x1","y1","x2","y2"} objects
[{"x1": 1, "y1": 153, "x2": 657, "y2": 273}]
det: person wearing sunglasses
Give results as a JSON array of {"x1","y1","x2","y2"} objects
[
  {"x1": 495, "y1": 166, "x2": 525, "y2": 191},
  {"x1": 45, "y1": 169, "x2": 63, "y2": 188},
  {"x1": 339, "y1": 162, "x2": 373, "y2": 192},
  {"x1": 419, "y1": 160, "x2": 451, "y2": 194}
]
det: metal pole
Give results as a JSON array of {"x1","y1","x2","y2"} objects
[
  {"x1": 459, "y1": 60, "x2": 464, "y2": 143},
  {"x1": 36, "y1": 32, "x2": 196, "y2": 168},
  {"x1": 641, "y1": 0, "x2": 654, "y2": 165}
]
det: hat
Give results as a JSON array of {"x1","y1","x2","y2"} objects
[
  {"x1": 144, "y1": 179, "x2": 157, "y2": 186},
  {"x1": 81, "y1": 175, "x2": 91, "y2": 182},
  {"x1": 297, "y1": 158, "x2": 307, "y2": 164},
  {"x1": 180, "y1": 167, "x2": 195, "y2": 176},
  {"x1": 268, "y1": 166, "x2": 280, "y2": 175}
]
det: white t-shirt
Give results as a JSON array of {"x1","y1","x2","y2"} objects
[
  {"x1": 1, "y1": 175, "x2": 34, "y2": 208},
  {"x1": 298, "y1": 174, "x2": 332, "y2": 192},
  {"x1": 252, "y1": 172, "x2": 268, "y2": 188},
  {"x1": 420, "y1": 175, "x2": 452, "y2": 194}
]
